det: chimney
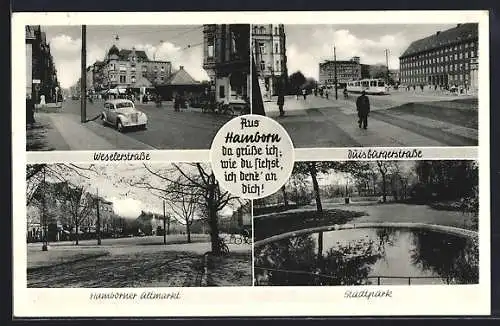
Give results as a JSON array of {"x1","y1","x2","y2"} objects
[
  {"x1": 180, "y1": 66, "x2": 184, "y2": 70},
  {"x1": 436, "y1": 31, "x2": 441, "y2": 36}
]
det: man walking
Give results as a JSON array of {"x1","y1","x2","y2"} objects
[{"x1": 356, "y1": 90, "x2": 370, "y2": 129}]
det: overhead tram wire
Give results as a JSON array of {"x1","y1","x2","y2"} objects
[{"x1": 95, "y1": 25, "x2": 204, "y2": 43}]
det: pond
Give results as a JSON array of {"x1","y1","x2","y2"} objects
[{"x1": 254, "y1": 227, "x2": 479, "y2": 286}]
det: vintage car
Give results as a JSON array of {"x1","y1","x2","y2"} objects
[{"x1": 101, "y1": 99, "x2": 147, "y2": 132}]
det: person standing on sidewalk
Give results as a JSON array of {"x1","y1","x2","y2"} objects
[
  {"x1": 277, "y1": 86, "x2": 285, "y2": 117},
  {"x1": 356, "y1": 90, "x2": 370, "y2": 129},
  {"x1": 302, "y1": 88, "x2": 307, "y2": 100},
  {"x1": 26, "y1": 94, "x2": 35, "y2": 126}
]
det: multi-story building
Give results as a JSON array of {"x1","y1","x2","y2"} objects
[
  {"x1": 202, "y1": 24, "x2": 250, "y2": 103},
  {"x1": 399, "y1": 23, "x2": 478, "y2": 91},
  {"x1": 319, "y1": 57, "x2": 361, "y2": 87},
  {"x1": 252, "y1": 24, "x2": 288, "y2": 99},
  {"x1": 100, "y1": 45, "x2": 173, "y2": 91},
  {"x1": 25, "y1": 25, "x2": 60, "y2": 102}
]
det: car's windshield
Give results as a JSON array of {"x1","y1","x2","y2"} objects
[{"x1": 115, "y1": 102, "x2": 134, "y2": 109}]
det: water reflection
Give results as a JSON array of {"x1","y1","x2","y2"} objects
[{"x1": 254, "y1": 228, "x2": 478, "y2": 286}]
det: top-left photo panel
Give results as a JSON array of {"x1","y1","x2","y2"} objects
[{"x1": 25, "y1": 25, "x2": 251, "y2": 151}]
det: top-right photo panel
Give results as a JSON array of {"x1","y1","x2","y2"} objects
[{"x1": 251, "y1": 23, "x2": 479, "y2": 148}]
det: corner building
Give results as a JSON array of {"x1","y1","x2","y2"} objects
[
  {"x1": 399, "y1": 23, "x2": 478, "y2": 92},
  {"x1": 202, "y1": 24, "x2": 250, "y2": 103},
  {"x1": 252, "y1": 24, "x2": 288, "y2": 98}
]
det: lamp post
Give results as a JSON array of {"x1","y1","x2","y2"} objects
[
  {"x1": 42, "y1": 168, "x2": 48, "y2": 251},
  {"x1": 333, "y1": 45, "x2": 338, "y2": 100}
]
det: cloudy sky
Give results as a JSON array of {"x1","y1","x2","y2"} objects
[
  {"x1": 47, "y1": 163, "x2": 237, "y2": 219},
  {"x1": 285, "y1": 24, "x2": 458, "y2": 79},
  {"x1": 42, "y1": 25, "x2": 208, "y2": 89}
]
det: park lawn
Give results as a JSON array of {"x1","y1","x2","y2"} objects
[
  {"x1": 254, "y1": 209, "x2": 366, "y2": 241},
  {"x1": 387, "y1": 100, "x2": 478, "y2": 129},
  {"x1": 206, "y1": 252, "x2": 253, "y2": 287}
]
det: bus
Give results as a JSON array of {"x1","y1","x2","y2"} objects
[{"x1": 346, "y1": 79, "x2": 388, "y2": 95}]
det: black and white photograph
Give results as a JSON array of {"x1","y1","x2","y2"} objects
[
  {"x1": 26, "y1": 163, "x2": 252, "y2": 287},
  {"x1": 251, "y1": 23, "x2": 479, "y2": 148},
  {"x1": 26, "y1": 24, "x2": 250, "y2": 151},
  {"x1": 253, "y1": 160, "x2": 479, "y2": 286}
]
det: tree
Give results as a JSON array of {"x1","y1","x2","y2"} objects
[
  {"x1": 376, "y1": 161, "x2": 390, "y2": 203},
  {"x1": 164, "y1": 188, "x2": 198, "y2": 243},
  {"x1": 59, "y1": 183, "x2": 95, "y2": 245},
  {"x1": 288, "y1": 71, "x2": 306, "y2": 93},
  {"x1": 132, "y1": 163, "x2": 241, "y2": 255}
]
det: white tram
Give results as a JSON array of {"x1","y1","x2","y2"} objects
[{"x1": 346, "y1": 79, "x2": 388, "y2": 95}]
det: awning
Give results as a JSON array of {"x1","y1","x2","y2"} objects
[{"x1": 106, "y1": 88, "x2": 127, "y2": 95}]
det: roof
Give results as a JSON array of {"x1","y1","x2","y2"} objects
[
  {"x1": 400, "y1": 23, "x2": 478, "y2": 58},
  {"x1": 105, "y1": 99, "x2": 134, "y2": 104},
  {"x1": 118, "y1": 49, "x2": 149, "y2": 61},
  {"x1": 165, "y1": 67, "x2": 199, "y2": 85}
]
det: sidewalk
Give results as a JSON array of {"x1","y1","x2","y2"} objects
[{"x1": 32, "y1": 112, "x2": 155, "y2": 150}]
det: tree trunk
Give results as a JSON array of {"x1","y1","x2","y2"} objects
[
  {"x1": 75, "y1": 222, "x2": 79, "y2": 245},
  {"x1": 186, "y1": 221, "x2": 191, "y2": 243},
  {"x1": 281, "y1": 185, "x2": 289, "y2": 209},
  {"x1": 381, "y1": 173, "x2": 387, "y2": 203},
  {"x1": 207, "y1": 176, "x2": 220, "y2": 255},
  {"x1": 309, "y1": 163, "x2": 323, "y2": 214}
]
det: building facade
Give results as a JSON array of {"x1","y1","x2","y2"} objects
[
  {"x1": 86, "y1": 45, "x2": 173, "y2": 94},
  {"x1": 252, "y1": 24, "x2": 288, "y2": 99},
  {"x1": 399, "y1": 23, "x2": 478, "y2": 91},
  {"x1": 202, "y1": 24, "x2": 250, "y2": 103},
  {"x1": 319, "y1": 58, "x2": 361, "y2": 87},
  {"x1": 25, "y1": 25, "x2": 60, "y2": 102}
]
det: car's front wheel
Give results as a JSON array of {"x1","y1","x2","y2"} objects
[
  {"x1": 101, "y1": 114, "x2": 107, "y2": 125},
  {"x1": 116, "y1": 120, "x2": 124, "y2": 132}
]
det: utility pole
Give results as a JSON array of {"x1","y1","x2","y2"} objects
[
  {"x1": 42, "y1": 168, "x2": 48, "y2": 251},
  {"x1": 96, "y1": 188, "x2": 101, "y2": 245},
  {"x1": 334, "y1": 45, "x2": 338, "y2": 100},
  {"x1": 81, "y1": 25, "x2": 87, "y2": 123},
  {"x1": 163, "y1": 200, "x2": 167, "y2": 245},
  {"x1": 385, "y1": 49, "x2": 390, "y2": 86}
]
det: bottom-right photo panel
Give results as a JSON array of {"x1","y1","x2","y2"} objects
[{"x1": 253, "y1": 160, "x2": 479, "y2": 286}]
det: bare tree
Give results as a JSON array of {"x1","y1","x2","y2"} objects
[
  {"x1": 164, "y1": 189, "x2": 198, "y2": 243},
  {"x1": 376, "y1": 161, "x2": 389, "y2": 203},
  {"x1": 59, "y1": 184, "x2": 95, "y2": 245},
  {"x1": 132, "y1": 163, "x2": 241, "y2": 255}
]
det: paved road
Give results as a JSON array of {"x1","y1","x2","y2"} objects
[
  {"x1": 60, "y1": 100, "x2": 232, "y2": 150},
  {"x1": 264, "y1": 93, "x2": 478, "y2": 147}
]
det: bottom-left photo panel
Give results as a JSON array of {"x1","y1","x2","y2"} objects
[{"x1": 25, "y1": 163, "x2": 252, "y2": 288}]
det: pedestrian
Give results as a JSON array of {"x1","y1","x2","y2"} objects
[
  {"x1": 434, "y1": 84, "x2": 438, "y2": 91},
  {"x1": 302, "y1": 88, "x2": 307, "y2": 100},
  {"x1": 420, "y1": 84, "x2": 424, "y2": 92},
  {"x1": 277, "y1": 87, "x2": 285, "y2": 117},
  {"x1": 296, "y1": 88, "x2": 300, "y2": 100},
  {"x1": 356, "y1": 90, "x2": 370, "y2": 129},
  {"x1": 325, "y1": 89, "x2": 329, "y2": 99},
  {"x1": 413, "y1": 85, "x2": 416, "y2": 91},
  {"x1": 174, "y1": 93, "x2": 180, "y2": 112},
  {"x1": 39, "y1": 94, "x2": 46, "y2": 107},
  {"x1": 314, "y1": 88, "x2": 318, "y2": 96},
  {"x1": 26, "y1": 94, "x2": 35, "y2": 126}
]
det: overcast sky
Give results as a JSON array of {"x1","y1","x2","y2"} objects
[
  {"x1": 41, "y1": 25, "x2": 208, "y2": 88},
  {"x1": 285, "y1": 24, "x2": 458, "y2": 79},
  {"x1": 45, "y1": 163, "x2": 236, "y2": 219}
]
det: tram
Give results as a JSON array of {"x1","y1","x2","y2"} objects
[{"x1": 346, "y1": 79, "x2": 388, "y2": 95}]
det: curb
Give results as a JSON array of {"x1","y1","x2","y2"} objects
[{"x1": 254, "y1": 222, "x2": 478, "y2": 247}]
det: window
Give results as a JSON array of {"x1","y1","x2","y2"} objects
[
  {"x1": 454, "y1": 54, "x2": 458, "y2": 60},
  {"x1": 465, "y1": 62, "x2": 469, "y2": 70},
  {"x1": 465, "y1": 43, "x2": 469, "y2": 48},
  {"x1": 161, "y1": 66, "x2": 165, "y2": 72},
  {"x1": 219, "y1": 85, "x2": 225, "y2": 98},
  {"x1": 119, "y1": 63, "x2": 126, "y2": 71},
  {"x1": 276, "y1": 60, "x2": 279, "y2": 71},
  {"x1": 259, "y1": 26, "x2": 265, "y2": 34},
  {"x1": 260, "y1": 61, "x2": 265, "y2": 71},
  {"x1": 131, "y1": 76, "x2": 136, "y2": 83},
  {"x1": 142, "y1": 65, "x2": 147, "y2": 71},
  {"x1": 160, "y1": 76, "x2": 164, "y2": 82},
  {"x1": 274, "y1": 27, "x2": 278, "y2": 34},
  {"x1": 119, "y1": 75, "x2": 126, "y2": 83},
  {"x1": 275, "y1": 43, "x2": 279, "y2": 53},
  {"x1": 207, "y1": 39, "x2": 214, "y2": 58},
  {"x1": 259, "y1": 42, "x2": 265, "y2": 55},
  {"x1": 465, "y1": 52, "x2": 468, "y2": 59},
  {"x1": 470, "y1": 51, "x2": 474, "y2": 58},
  {"x1": 459, "y1": 53, "x2": 463, "y2": 60}
]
